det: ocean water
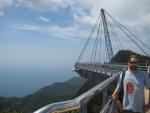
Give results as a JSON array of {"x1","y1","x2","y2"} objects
[{"x1": 0, "y1": 65, "x2": 76, "y2": 97}]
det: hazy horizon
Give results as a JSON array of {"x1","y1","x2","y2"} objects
[{"x1": 0, "y1": 64, "x2": 77, "y2": 97}]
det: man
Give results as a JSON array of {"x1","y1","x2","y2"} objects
[
  {"x1": 112, "y1": 55, "x2": 150, "y2": 113},
  {"x1": 147, "y1": 63, "x2": 150, "y2": 77},
  {"x1": 146, "y1": 62, "x2": 150, "y2": 106}
]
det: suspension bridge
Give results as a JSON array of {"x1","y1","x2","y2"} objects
[{"x1": 34, "y1": 9, "x2": 150, "y2": 113}]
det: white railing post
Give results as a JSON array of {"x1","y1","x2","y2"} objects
[
  {"x1": 102, "y1": 88, "x2": 107, "y2": 107},
  {"x1": 80, "y1": 104, "x2": 87, "y2": 113}
]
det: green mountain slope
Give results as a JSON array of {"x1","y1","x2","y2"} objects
[
  {"x1": 0, "y1": 77, "x2": 86, "y2": 113},
  {"x1": 111, "y1": 50, "x2": 150, "y2": 63}
]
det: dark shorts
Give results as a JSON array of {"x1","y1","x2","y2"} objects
[{"x1": 123, "y1": 110, "x2": 142, "y2": 113}]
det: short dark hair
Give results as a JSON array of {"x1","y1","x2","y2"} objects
[
  {"x1": 146, "y1": 60, "x2": 150, "y2": 66},
  {"x1": 128, "y1": 55, "x2": 139, "y2": 61}
]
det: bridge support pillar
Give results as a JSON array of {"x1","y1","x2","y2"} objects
[
  {"x1": 102, "y1": 88, "x2": 107, "y2": 107},
  {"x1": 80, "y1": 104, "x2": 87, "y2": 113}
]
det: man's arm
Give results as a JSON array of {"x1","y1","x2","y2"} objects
[
  {"x1": 112, "y1": 88, "x2": 119, "y2": 100},
  {"x1": 144, "y1": 74, "x2": 150, "y2": 89},
  {"x1": 144, "y1": 72, "x2": 150, "y2": 112},
  {"x1": 111, "y1": 72, "x2": 123, "y2": 100}
]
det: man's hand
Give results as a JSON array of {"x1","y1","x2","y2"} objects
[
  {"x1": 112, "y1": 88, "x2": 119, "y2": 101},
  {"x1": 144, "y1": 104, "x2": 150, "y2": 112}
]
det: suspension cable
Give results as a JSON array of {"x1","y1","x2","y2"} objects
[
  {"x1": 94, "y1": 18, "x2": 101, "y2": 62},
  {"x1": 106, "y1": 16, "x2": 121, "y2": 51},
  {"x1": 76, "y1": 12, "x2": 101, "y2": 63},
  {"x1": 77, "y1": 9, "x2": 149, "y2": 64},
  {"x1": 103, "y1": 14, "x2": 108, "y2": 62},
  {"x1": 106, "y1": 16, "x2": 124, "y2": 50},
  {"x1": 104, "y1": 10, "x2": 150, "y2": 56},
  {"x1": 90, "y1": 30, "x2": 98, "y2": 62},
  {"x1": 106, "y1": 11, "x2": 150, "y2": 51}
]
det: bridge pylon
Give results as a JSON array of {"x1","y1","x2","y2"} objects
[{"x1": 101, "y1": 9, "x2": 113, "y2": 62}]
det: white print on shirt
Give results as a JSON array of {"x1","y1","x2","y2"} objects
[{"x1": 125, "y1": 80, "x2": 136, "y2": 95}]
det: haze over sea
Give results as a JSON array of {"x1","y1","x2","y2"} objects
[{"x1": 0, "y1": 64, "x2": 76, "y2": 97}]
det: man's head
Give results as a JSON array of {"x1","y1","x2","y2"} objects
[
  {"x1": 128, "y1": 55, "x2": 139, "y2": 71},
  {"x1": 146, "y1": 60, "x2": 150, "y2": 66}
]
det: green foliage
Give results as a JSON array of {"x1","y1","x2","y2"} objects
[
  {"x1": 73, "y1": 79, "x2": 103, "y2": 113},
  {"x1": 0, "y1": 77, "x2": 85, "y2": 113},
  {"x1": 0, "y1": 97, "x2": 22, "y2": 112},
  {"x1": 75, "y1": 79, "x2": 96, "y2": 97},
  {"x1": 0, "y1": 108, "x2": 22, "y2": 113},
  {"x1": 111, "y1": 50, "x2": 150, "y2": 64}
]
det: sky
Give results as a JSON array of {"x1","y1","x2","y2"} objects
[{"x1": 0, "y1": 0, "x2": 150, "y2": 96}]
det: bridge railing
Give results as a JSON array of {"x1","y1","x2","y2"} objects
[
  {"x1": 34, "y1": 70, "x2": 124, "y2": 113},
  {"x1": 75, "y1": 62, "x2": 147, "y2": 72},
  {"x1": 75, "y1": 62, "x2": 127, "y2": 70},
  {"x1": 74, "y1": 62, "x2": 127, "y2": 77}
]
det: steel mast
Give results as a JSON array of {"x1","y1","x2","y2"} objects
[{"x1": 101, "y1": 9, "x2": 113, "y2": 62}]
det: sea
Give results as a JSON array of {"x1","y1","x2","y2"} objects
[{"x1": 0, "y1": 64, "x2": 76, "y2": 97}]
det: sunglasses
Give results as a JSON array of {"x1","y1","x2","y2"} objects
[{"x1": 128, "y1": 61, "x2": 138, "y2": 64}]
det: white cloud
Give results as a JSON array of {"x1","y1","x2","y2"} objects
[
  {"x1": 0, "y1": 11, "x2": 4, "y2": 16},
  {"x1": 39, "y1": 16, "x2": 50, "y2": 22},
  {"x1": 15, "y1": 0, "x2": 74, "y2": 12},
  {"x1": 0, "y1": 0, "x2": 13, "y2": 16},
  {"x1": 71, "y1": 0, "x2": 150, "y2": 27},
  {"x1": 0, "y1": 0, "x2": 74, "y2": 15},
  {"x1": 9, "y1": 22, "x2": 89, "y2": 40},
  {"x1": 47, "y1": 25, "x2": 89, "y2": 40},
  {"x1": 1, "y1": 0, "x2": 150, "y2": 27},
  {"x1": 72, "y1": 0, "x2": 150, "y2": 55},
  {"x1": 2, "y1": 0, "x2": 150, "y2": 30},
  {"x1": 11, "y1": 23, "x2": 43, "y2": 31},
  {"x1": 73, "y1": 14, "x2": 95, "y2": 25}
]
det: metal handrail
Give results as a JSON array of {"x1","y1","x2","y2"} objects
[
  {"x1": 99, "y1": 99, "x2": 113, "y2": 113},
  {"x1": 75, "y1": 62, "x2": 147, "y2": 72},
  {"x1": 75, "y1": 62, "x2": 127, "y2": 70},
  {"x1": 34, "y1": 70, "x2": 124, "y2": 113}
]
